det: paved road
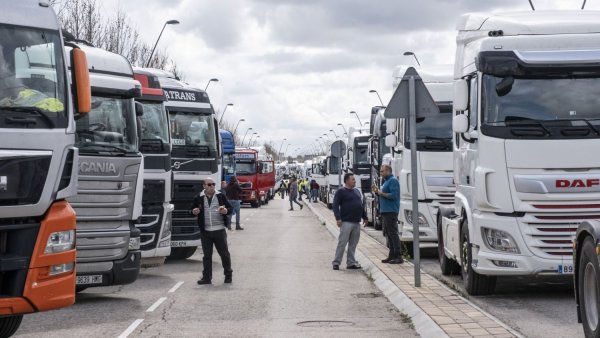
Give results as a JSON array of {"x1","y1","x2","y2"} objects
[
  {"x1": 362, "y1": 226, "x2": 583, "y2": 338},
  {"x1": 15, "y1": 199, "x2": 416, "y2": 338}
]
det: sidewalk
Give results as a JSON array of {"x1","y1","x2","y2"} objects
[{"x1": 304, "y1": 200, "x2": 522, "y2": 338}]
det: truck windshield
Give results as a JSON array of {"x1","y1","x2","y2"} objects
[
  {"x1": 223, "y1": 153, "x2": 235, "y2": 175},
  {"x1": 236, "y1": 160, "x2": 256, "y2": 174},
  {"x1": 76, "y1": 96, "x2": 138, "y2": 155},
  {"x1": 329, "y1": 156, "x2": 341, "y2": 174},
  {"x1": 0, "y1": 26, "x2": 67, "y2": 129},
  {"x1": 138, "y1": 101, "x2": 169, "y2": 153},
  {"x1": 169, "y1": 111, "x2": 217, "y2": 158},
  {"x1": 404, "y1": 104, "x2": 452, "y2": 151},
  {"x1": 482, "y1": 74, "x2": 600, "y2": 139}
]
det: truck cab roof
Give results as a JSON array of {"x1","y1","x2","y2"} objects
[{"x1": 0, "y1": 0, "x2": 59, "y2": 30}]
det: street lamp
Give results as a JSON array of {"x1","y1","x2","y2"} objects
[
  {"x1": 147, "y1": 19, "x2": 180, "y2": 67},
  {"x1": 337, "y1": 123, "x2": 348, "y2": 135},
  {"x1": 252, "y1": 135, "x2": 261, "y2": 146},
  {"x1": 285, "y1": 143, "x2": 291, "y2": 156},
  {"x1": 329, "y1": 129, "x2": 338, "y2": 138},
  {"x1": 233, "y1": 118, "x2": 245, "y2": 137},
  {"x1": 350, "y1": 111, "x2": 363, "y2": 127},
  {"x1": 205, "y1": 78, "x2": 219, "y2": 91},
  {"x1": 218, "y1": 103, "x2": 234, "y2": 125},
  {"x1": 278, "y1": 138, "x2": 287, "y2": 161},
  {"x1": 369, "y1": 89, "x2": 385, "y2": 107},
  {"x1": 247, "y1": 132, "x2": 258, "y2": 146},
  {"x1": 323, "y1": 133, "x2": 331, "y2": 140},
  {"x1": 403, "y1": 51, "x2": 421, "y2": 66},
  {"x1": 241, "y1": 127, "x2": 252, "y2": 146}
]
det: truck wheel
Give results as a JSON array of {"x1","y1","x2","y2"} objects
[
  {"x1": 168, "y1": 247, "x2": 197, "y2": 260},
  {"x1": 327, "y1": 203, "x2": 332, "y2": 209},
  {"x1": 76, "y1": 286, "x2": 88, "y2": 293},
  {"x1": 460, "y1": 219, "x2": 496, "y2": 295},
  {"x1": 579, "y1": 237, "x2": 600, "y2": 337},
  {"x1": 0, "y1": 315, "x2": 23, "y2": 337},
  {"x1": 403, "y1": 241, "x2": 414, "y2": 259},
  {"x1": 251, "y1": 201, "x2": 259, "y2": 208},
  {"x1": 374, "y1": 216, "x2": 382, "y2": 231},
  {"x1": 437, "y1": 213, "x2": 460, "y2": 276}
]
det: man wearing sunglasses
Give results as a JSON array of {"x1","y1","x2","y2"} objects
[{"x1": 191, "y1": 178, "x2": 234, "y2": 285}]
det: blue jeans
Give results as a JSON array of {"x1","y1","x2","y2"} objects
[
  {"x1": 228, "y1": 200, "x2": 241, "y2": 227},
  {"x1": 311, "y1": 189, "x2": 319, "y2": 202}
]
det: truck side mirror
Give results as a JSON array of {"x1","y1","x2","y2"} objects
[
  {"x1": 71, "y1": 48, "x2": 91, "y2": 114},
  {"x1": 453, "y1": 114, "x2": 469, "y2": 133},
  {"x1": 453, "y1": 79, "x2": 469, "y2": 111},
  {"x1": 135, "y1": 102, "x2": 144, "y2": 116},
  {"x1": 385, "y1": 134, "x2": 397, "y2": 148},
  {"x1": 386, "y1": 118, "x2": 397, "y2": 133}
]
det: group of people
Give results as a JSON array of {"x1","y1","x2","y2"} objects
[
  {"x1": 331, "y1": 164, "x2": 403, "y2": 270},
  {"x1": 278, "y1": 177, "x2": 321, "y2": 203}
]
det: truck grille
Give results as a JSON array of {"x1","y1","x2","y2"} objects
[
  {"x1": 521, "y1": 209, "x2": 584, "y2": 258},
  {"x1": 137, "y1": 204, "x2": 164, "y2": 250},
  {"x1": 0, "y1": 217, "x2": 39, "y2": 297}
]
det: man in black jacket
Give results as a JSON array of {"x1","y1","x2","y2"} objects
[{"x1": 191, "y1": 178, "x2": 234, "y2": 285}]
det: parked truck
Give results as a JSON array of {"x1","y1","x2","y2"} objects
[
  {"x1": 386, "y1": 64, "x2": 455, "y2": 256},
  {"x1": 0, "y1": 1, "x2": 91, "y2": 335},
  {"x1": 438, "y1": 10, "x2": 600, "y2": 295},
  {"x1": 149, "y1": 70, "x2": 221, "y2": 260},
  {"x1": 66, "y1": 42, "x2": 144, "y2": 289},
  {"x1": 220, "y1": 129, "x2": 236, "y2": 183},
  {"x1": 133, "y1": 67, "x2": 173, "y2": 267},
  {"x1": 235, "y1": 148, "x2": 275, "y2": 207},
  {"x1": 345, "y1": 127, "x2": 371, "y2": 192}
]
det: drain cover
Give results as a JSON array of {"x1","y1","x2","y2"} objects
[
  {"x1": 297, "y1": 320, "x2": 354, "y2": 327},
  {"x1": 353, "y1": 292, "x2": 383, "y2": 298}
]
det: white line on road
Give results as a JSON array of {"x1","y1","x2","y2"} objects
[
  {"x1": 146, "y1": 297, "x2": 167, "y2": 312},
  {"x1": 117, "y1": 319, "x2": 144, "y2": 338},
  {"x1": 168, "y1": 281, "x2": 184, "y2": 293}
]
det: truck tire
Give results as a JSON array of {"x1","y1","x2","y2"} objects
[
  {"x1": 251, "y1": 201, "x2": 260, "y2": 208},
  {"x1": 403, "y1": 241, "x2": 414, "y2": 259},
  {"x1": 437, "y1": 213, "x2": 460, "y2": 275},
  {"x1": 0, "y1": 315, "x2": 23, "y2": 337},
  {"x1": 374, "y1": 215, "x2": 382, "y2": 231},
  {"x1": 168, "y1": 247, "x2": 197, "y2": 260},
  {"x1": 460, "y1": 219, "x2": 496, "y2": 295},
  {"x1": 578, "y1": 237, "x2": 600, "y2": 337},
  {"x1": 76, "y1": 286, "x2": 88, "y2": 293}
]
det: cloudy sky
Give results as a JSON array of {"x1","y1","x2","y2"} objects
[{"x1": 100, "y1": 0, "x2": 597, "y2": 157}]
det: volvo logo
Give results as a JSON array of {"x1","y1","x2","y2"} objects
[
  {"x1": 80, "y1": 162, "x2": 117, "y2": 174},
  {"x1": 173, "y1": 162, "x2": 182, "y2": 169},
  {"x1": 0, "y1": 176, "x2": 6, "y2": 191}
]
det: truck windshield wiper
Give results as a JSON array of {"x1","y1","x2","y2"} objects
[
  {"x1": 540, "y1": 118, "x2": 600, "y2": 136},
  {"x1": 489, "y1": 119, "x2": 551, "y2": 137},
  {"x1": 80, "y1": 143, "x2": 131, "y2": 154},
  {"x1": 0, "y1": 106, "x2": 56, "y2": 128}
]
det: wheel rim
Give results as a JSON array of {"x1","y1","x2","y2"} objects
[
  {"x1": 461, "y1": 233, "x2": 469, "y2": 275},
  {"x1": 584, "y1": 262, "x2": 599, "y2": 329}
]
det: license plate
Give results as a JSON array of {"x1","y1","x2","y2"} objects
[
  {"x1": 170, "y1": 241, "x2": 187, "y2": 247},
  {"x1": 76, "y1": 275, "x2": 103, "y2": 285},
  {"x1": 558, "y1": 264, "x2": 574, "y2": 274}
]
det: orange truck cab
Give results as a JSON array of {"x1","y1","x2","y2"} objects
[
  {"x1": 0, "y1": 1, "x2": 91, "y2": 335},
  {"x1": 234, "y1": 148, "x2": 276, "y2": 208}
]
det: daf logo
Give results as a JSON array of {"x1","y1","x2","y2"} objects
[
  {"x1": 556, "y1": 179, "x2": 600, "y2": 188},
  {"x1": 0, "y1": 176, "x2": 6, "y2": 191},
  {"x1": 80, "y1": 162, "x2": 117, "y2": 174}
]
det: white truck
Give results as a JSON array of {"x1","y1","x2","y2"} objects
[
  {"x1": 345, "y1": 127, "x2": 371, "y2": 193},
  {"x1": 438, "y1": 10, "x2": 600, "y2": 295},
  {"x1": 386, "y1": 65, "x2": 455, "y2": 256},
  {"x1": 323, "y1": 140, "x2": 346, "y2": 208}
]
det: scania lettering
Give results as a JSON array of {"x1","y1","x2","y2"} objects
[
  {"x1": 386, "y1": 64, "x2": 455, "y2": 256},
  {"x1": 148, "y1": 70, "x2": 220, "y2": 260},
  {"x1": 65, "y1": 42, "x2": 143, "y2": 289},
  {"x1": 0, "y1": 1, "x2": 91, "y2": 335},
  {"x1": 438, "y1": 11, "x2": 600, "y2": 295},
  {"x1": 133, "y1": 67, "x2": 174, "y2": 267}
]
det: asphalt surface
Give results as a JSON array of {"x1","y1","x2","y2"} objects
[
  {"x1": 15, "y1": 199, "x2": 416, "y2": 338},
  {"x1": 362, "y1": 226, "x2": 584, "y2": 338}
]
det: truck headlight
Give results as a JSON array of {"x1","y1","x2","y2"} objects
[
  {"x1": 404, "y1": 210, "x2": 428, "y2": 227},
  {"x1": 129, "y1": 236, "x2": 141, "y2": 250},
  {"x1": 161, "y1": 212, "x2": 172, "y2": 239},
  {"x1": 482, "y1": 228, "x2": 520, "y2": 254},
  {"x1": 44, "y1": 230, "x2": 75, "y2": 254}
]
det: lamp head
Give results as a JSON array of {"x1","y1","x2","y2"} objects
[{"x1": 167, "y1": 20, "x2": 180, "y2": 25}]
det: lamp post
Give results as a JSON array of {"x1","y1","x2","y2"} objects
[
  {"x1": 350, "y1": 111, "x2": 363, "y2": 127},
  {"x1": 233, "y1": 118, "x2": 245, "y2": 138},
  {"x1": 369, "y1": 89, "x2": 385, "y2": 107},
  {"x1": 337, "y1": 123, "x2": 348, "y2": 135},
  {"x1": 403, "y1": 51, "x2": 421, "y2": 66},
  {"x1": 278, "y1": 138, "x2": 287, "y2": 161},
  {"x1": 241, "y1": 127, "x2": 252, "y2": 146},
  {"x1": 252, "y1": 135, "x2": 261, "y2": 147},
  {"x1": 218, "y1": 103, "x2": 234, "y2": 125},
  {"x1": 323, "y1": 133, "x2": 331, "y2": 140},
  {"x1": 247, "y1": 132, "x2": 257, "y2": 147},
  {"x1": 147, "y1": 20, "x2": 180, "y2": 67},
  {"x1": 329, "y1": 129, "x2": 338, "y2": 138},
  {"x1": 205, "y1": 78, "x2": 219, "y2": 91}
]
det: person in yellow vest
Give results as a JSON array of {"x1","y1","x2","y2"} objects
[{"x1": 0, "y1": 88, "x2": 64, "y2": 112}]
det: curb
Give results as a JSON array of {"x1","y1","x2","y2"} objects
[{"x1": 304, "y1": 200, "x2": 449, "y2": 338}]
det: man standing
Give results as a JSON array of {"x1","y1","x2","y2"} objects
[
  {"x1": 225, "y1": 176, "x2": 244, "y2": 230},
  {"x1": 191, "y1": 178, "x2": 234, "y2": 285},
  {"x1": 310, "y1": 179, "x2": 319, "y2": 203},
  {"x1": 332, "y1": 173, "x2": 367, "y2": 270},
  {"x1": 288, "y1": 177, "x2": 303, "y2": 211},
  {"x1": 373, "y1": 165, "x2": 403, "y2": 264}
]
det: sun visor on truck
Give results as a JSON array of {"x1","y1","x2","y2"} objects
[{"x1": 477, "y1": 50, "x2": 600, "y2": 76}]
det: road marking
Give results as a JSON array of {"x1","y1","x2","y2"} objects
[
  {"x1": 146, "y1": 297, "x2": 167, "y2": 312},
  {"x1": 168, "y1": 281, "x2": 184, "y2": 293},
  {"x1": 117, "y1": 319, "x2": 144, "y2": 338}
]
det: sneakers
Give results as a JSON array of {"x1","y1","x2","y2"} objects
[
  {"x1": 197, "y1": 278, "x2": 212, "y2": 285},
  {"x1": 381, "y1": 257, "x2": 392, "y2": 263},
  {"x1": 388, "y1": 258, "x2": 404, "y2": 264},
  {"x1": 300, "y1": 204, "x2": 304, "y2": 210},
  {"x1": 346, "y1": 264, "x2": 362, "y2": 270},
  {"x1": 224, "y1": 276, "x2": 232, "y2": 284},
  {"x1": 236, "y1": 226, "x2": 244, "y2": 230},
  {"x1": 289, "y1": 208, "x2": 294, "y2": 211},
  {"x1": 332, "y1": 265, "x2": 339, "y2": 270}
]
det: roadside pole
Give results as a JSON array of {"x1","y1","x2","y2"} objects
[{"x1": 408, "y1": 75, "x2": 421, "y2": 286}]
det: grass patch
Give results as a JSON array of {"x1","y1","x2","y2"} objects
[
  {"x1": 366, "y1": 271, "x2": 374, "y2": 282},
  {"x1": 321, "y1": 221, "x2": 326, "y2": 226},
  {"x1": 399, "y1": 312, "x2": 415, "y2": 330}
]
